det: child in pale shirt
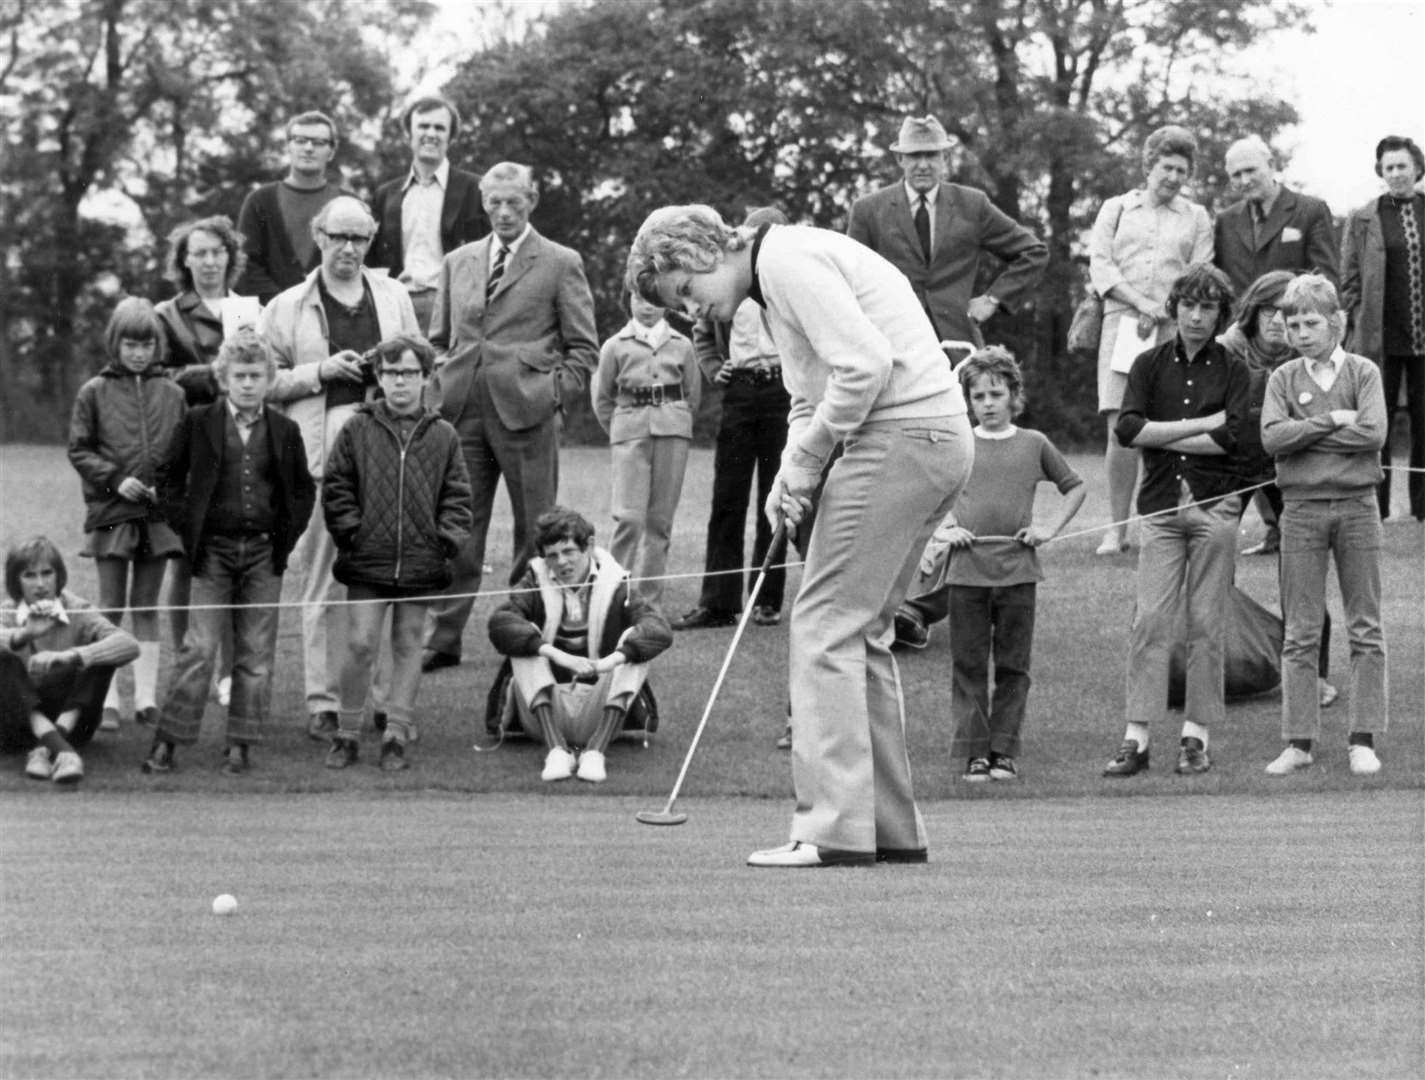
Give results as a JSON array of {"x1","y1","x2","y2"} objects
[
  {"x1": 931, "y1": 347, "x2": 1085, "y2": 781},
  {"x1": 592, "y1": 291, "x2": 701, "y2": 605},
  {"x1": 1261, "y1": 274, "x2": 1388, "y2": 777}
]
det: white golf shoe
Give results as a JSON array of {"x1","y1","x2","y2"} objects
[
  {"x1": 1265, "y1": 746, "x2": 1313, "y2": 775},
  {"x1": 576, "y1": 749, "x2": 607, "y2": 783},
  {"x1": 541, "y1": 746, "x2": 576, "y2": 782},
  {"x1": 24, "y1": 746, "x2": 52, "y2": 780},
  {"x1": 1348, "y1": 745, "x2": 1382, "y2": 776}
]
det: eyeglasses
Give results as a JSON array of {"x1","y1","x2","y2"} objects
[
  {"x1": 321, "y1": 231, "x2": 372, "y2": 247},
  {"x1": 289, "y1": 135, "x2": 332, "y2": 148},
  {"x1": 379, "y1": 368, "x2": 424, "y2": 382}
]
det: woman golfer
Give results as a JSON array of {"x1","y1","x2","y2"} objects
[{"x1": 627, "y1": 206, "x2": 972, "y2": 867}]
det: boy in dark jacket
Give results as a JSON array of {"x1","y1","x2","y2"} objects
[
  {"x1": 322, "y1": 335, "x2": 472, "y2": 770},
  {"x1": 487, "y1": 507, "x2": 672, "y2": 784},
  {"x1": 144, "y1": 329, "x2": 316, "y2": 775}
]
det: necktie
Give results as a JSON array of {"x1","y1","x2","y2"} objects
[
  {"x1": 486, "y1": 244, "x2": 508, "y2": 303},
  {"x1": 914, "y1": 195, "x2": 931, "y2": 261},
  {"x1": 1395, "y1": 198, "x2": 1424, "y2": 353},
  {"x1": 1251, "y1": 201, "x2": 1266, "y2": 247}
]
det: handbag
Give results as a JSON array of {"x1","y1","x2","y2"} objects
[
  {"x1": 1067, "y1": 197, "x2": 1129, "y2": 356},
  {"x1": 1067, "y1": 292, "x2": 1105, "y2": 355}
]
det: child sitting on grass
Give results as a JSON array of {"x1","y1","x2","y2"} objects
[
  {"x1": 0, "y1": 536, "x2": 139, "y2": 785},
  {"x1": 932, "y1": 347, "x2": 1085, "y2": 782}
]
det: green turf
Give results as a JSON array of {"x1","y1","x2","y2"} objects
[{"x1": 2, "y1": 792, "x2": 1421, "y2": 1079}]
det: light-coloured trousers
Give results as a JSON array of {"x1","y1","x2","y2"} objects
[
  {"x1": 509, "y1": 655, "x2": 648, "y2": 749},
  {"x1": 609, "y1": 434, "x2": 690, "y2": 605},
  {"x1": 337, "y1": 587, "x2": 431, "y2": 744},
  {"x1": 1279, "y1": 494, "x2": 1387, "y2": 740},
  {"x1": 1123, "y1": 494, "x2": 1240, "y2": 730},
  {"x1": 788, "y1": 415, "x2": 973, "y2": 854}
]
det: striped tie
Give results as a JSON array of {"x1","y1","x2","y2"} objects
[{"x1": 486, "y1": 244, "x2": 508, "y2": 304}]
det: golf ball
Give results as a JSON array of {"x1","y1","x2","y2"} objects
[{"x1": 212, "y1": 894, "x2": 238, "y2": 916}]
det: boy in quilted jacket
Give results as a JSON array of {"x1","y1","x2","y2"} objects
[{"x1": 321, "y1": 334, "x2": 472, "y2": 771}]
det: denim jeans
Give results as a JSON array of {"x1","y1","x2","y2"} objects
[
  {"x1": 1279, "y1": 495, "x2": 1387, "y2": 740},
  {"x1": 948, "y1": 583, "x2": 1037, "y2": 759},
  {"x1": 1123, "y1": 494, "x2": 1240, "y2": 731},
  {"x1": 160, "y1": 533, "x2": 281, "y2": 745},
  {"x1": 0, "y1": 652, "x2": 116, "y2": 752}
]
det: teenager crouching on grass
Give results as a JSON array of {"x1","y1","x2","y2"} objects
[
  {"x1": 321, "y1": 335, "x2": 472, "y2": 772},
  {"x1": 1261, "y1": 274, "x2": 1389, "y2": 776},
  {"x1": 142, "y1": 330, "x2": 314, "y2": 776},
  {"x1": 0, "y1": 537, "x2": 139, "y2": 785},
  {"x1": 627, "y1": 205, "x2": 972, "y2": 868}
]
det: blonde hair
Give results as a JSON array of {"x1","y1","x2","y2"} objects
[{"x1": 625, "y1": 204, "x2": 755, "y2": 303}]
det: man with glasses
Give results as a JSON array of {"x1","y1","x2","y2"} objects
[
  {"x1": 260, "y1": 196, "x2": 420, "y2": 740},
  {"x1": 236, "y1": 111, "x2": 348, "y2": 304},
  {"x1": 367, "y1": 96, "x2": 486, "y2": 333}
]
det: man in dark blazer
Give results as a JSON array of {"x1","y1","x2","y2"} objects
[
  {"x1": 1214, "y1": 136, "x2": 1338, "y2": 295},
  {"x1": 367, "y1": 96, "x2": 486, "y2": 333},
  {"x1": 420, "y1": 161, "x2": 599, "y2": 670},
  {"x1": 847, "y1": 115, "x2": 1047, "y2": 345},
  {"x1": 146, "y1": 329, "x2": 315, "y2": 776}
]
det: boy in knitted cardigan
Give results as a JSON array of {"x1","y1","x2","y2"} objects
[{"x1": 1261, "y1": 274, "x2": 1388, "y2": 776}]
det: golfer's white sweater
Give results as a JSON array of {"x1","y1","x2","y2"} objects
[{"x1": 754, "y1": 225, "x2": 965, "y2": 471}]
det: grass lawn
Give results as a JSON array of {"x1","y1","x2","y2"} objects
[
  {"x1": 1, "y1": 441, "x2": 1422, "y2": 1078},
  {"x1": 3, "y1": 792, "x2": 1422, "y2": 1079}
]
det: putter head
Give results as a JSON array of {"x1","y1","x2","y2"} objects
[{"x1": 635, "y1": 809, "x2": 688, "y2": 826}]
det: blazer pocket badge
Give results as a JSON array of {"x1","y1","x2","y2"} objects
[{"x1": 1281, "y1": 227, "x2": 1303, "y2": 243}]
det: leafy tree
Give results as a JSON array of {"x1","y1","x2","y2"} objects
[
  {"x1": 0, "y1": 0, "x2": 429, "y2": 439},
  {"x1": 441, "y1": 0, "x2": 1306, "y2": 445}
]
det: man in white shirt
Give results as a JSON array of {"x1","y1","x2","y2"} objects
[{"x1": 368, "y1": 96, "x2": 486, "y2": 333}]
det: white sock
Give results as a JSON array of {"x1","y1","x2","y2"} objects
[
  {"x1": 133, "y1": 641, "x2": 161, "y2": 711},
  {"x1": 1123, "y1": 722, "x2": 1150, "y2": 751},
  {"x1": 1181, "y1": 719, "x2": 1209, "y2": 749},
  {"x1": 103, "y1": 672, "x2": 123, "y2": 713}
]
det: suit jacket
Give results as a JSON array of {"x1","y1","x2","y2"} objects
[
  {"x1": 846, "y1": 182, "x2": 1048, "y2": 343},
  {"x1": 1339, "y1": 194, "x2": 1422, "y2": 361},
  {"x1": 366, "y1": 166, "x2": 487, "y2": 282},
  {"x1": 428, "y1": 229, "x2": 599, "y2": 432},
  {"x1": 1213, "y1": 185, "x2": 1338, "y2": 295},
  {"x1": 165, "y1": 402, "x2": 316, "y2": 575}
]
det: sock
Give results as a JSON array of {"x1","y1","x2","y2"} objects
[
  {"x1": 587, "y1": 705, "x2": 626, "y2": 755},
  {"x1": 37, "y1": 729, "x2": 72, "y2": 756},
  {"x1": 1181, "y1": 720, "x2": 1209, "y2": 750},
  {"x1": 1290, "y1": 738, "x2": 1313, "y2": 752},
  {"x1": 133, "y1": 641, "x2": 161, "y2": 711},
  {"x1": 103, "y1": 672, "x2": 122, "y2": 715},
  {"x1": 1348, "y1": 732, "x2": 1374, "y2": 748},
  {"x1": 54, "y1": 708, "x2": 79, "y2": 735},
  {"x1": 532, "y1": 702, "x2": 566, "y2": 751},
  {"x1": 1123, "y1": 722, "x2": 1150, "y2": 751}
]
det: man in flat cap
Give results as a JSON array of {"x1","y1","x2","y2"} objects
[{"x1": 848, "y1": 115, "x2": 1047, "y2": 347}]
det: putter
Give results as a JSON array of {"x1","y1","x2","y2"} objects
[{"x1": 636, "y1": 522, "x2": 790, "y2": 826}]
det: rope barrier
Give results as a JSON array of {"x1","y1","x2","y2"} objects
[{"x1": 60, "y1": 468, "x2": 1422, "y2": 615}]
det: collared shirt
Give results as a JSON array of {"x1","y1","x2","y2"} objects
[
  {"x1": 227, "y1": 399, "x2": 263, "y2": 446},
  {"x1": 490, "y1": 225, "x2": 531, "y2": 273},
  {"x1": 1306, "y1": 344, "x2": 1346, "y2": 392},
  {"x1": 400, "y1": 158, "x2": 449, "y2": 292},
  {"x1": 727, "y1": 296, "x2": 780, "y2": 368},
  {"x1": 1116, "y1": 336, "x2": 1251, "y2": 514},
  {"x1": 904, "y1": 181, "x2": 940, "y2": 254},
  {"x1": 14, "y1": 600, "x2": 69, "y2": 626}
]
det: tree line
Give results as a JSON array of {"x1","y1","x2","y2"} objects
[{"x1": 0, "y1": 0, "x2": 1306, "y2": 446}]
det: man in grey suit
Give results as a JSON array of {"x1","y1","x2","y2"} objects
[
  {"x1": 847, "y1": 115, "x2": 1047, "y2": 345},
  {"x1": 421, "y1": 162, "x2": 599, "y2": 670},
  {"x1": 1214, "y1": 136, "x2": 1338, "y2": 294}
]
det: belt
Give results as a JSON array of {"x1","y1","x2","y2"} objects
[
  {"x1": 726, "y1": 368, "x2": 782, "y2": 386},
  {"x1": 626, "y1": 383, "x2": 685, "y2": 406}
]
